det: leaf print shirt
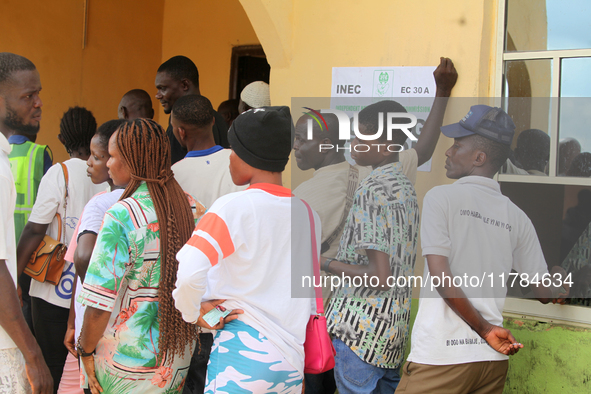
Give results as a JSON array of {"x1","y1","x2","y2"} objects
[{"x1": 79, "y1": 182, "x2": 205, "y2": 393}]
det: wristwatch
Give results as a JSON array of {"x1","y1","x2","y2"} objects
[
  {"x1": 322, "y1": 258, "x2": 333, "y2": 273},
  {"x1": 76, "y1": 342, "x2": 95, "y2": 358}
]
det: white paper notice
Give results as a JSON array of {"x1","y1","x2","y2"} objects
[{"x1": 331, "y1": 66, "x2": 436, "y2": 171}]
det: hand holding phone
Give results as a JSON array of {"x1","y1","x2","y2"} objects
[{"x1": 203, "y1": 305, "x2": 233, "y2": 327}]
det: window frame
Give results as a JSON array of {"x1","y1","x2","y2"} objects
[{"x1": 495, "y1": 0, "x2": 591, "y2": 326}]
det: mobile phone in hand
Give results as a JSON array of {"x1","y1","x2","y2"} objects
[{"x1": 203, "y1": 305, "x2": 232, "y2": 327}]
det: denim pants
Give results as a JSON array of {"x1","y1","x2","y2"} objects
[{"x1": 332, "y1": 338, "x2": 401, "y2": 394}]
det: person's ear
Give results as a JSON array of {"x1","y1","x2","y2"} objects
[
  {"x1": 181, "y1": 78, "x2": 191, "y2": 92},
  {"x1": 120, "y1": 106, "x2": 129, "y2": 120},
  {"x1": 474, "y1": 150, "x2": 487, "y2": 167},
  {"x1": 178, "y1": 126, "x2": 187, "y2": 144},
  {"x1": 319, "y1": 138, "x2": 332, "y2": 154},
  {"x1": 148, "y1": 108, "x2": 155, "y2": 120}
]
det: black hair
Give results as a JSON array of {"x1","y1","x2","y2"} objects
[
  {"x1": 95, "y1": 119, "x2": 126, "y2": 150},
  {"x1": 122, "y1": 89, "x2": 154, "y2": 118},
  {"x1": 303, "y1": 112, "x2": 345, "y2": 148},
  {"x1": 358, "y1": 100, "x2": 409, "y2": 145},
  {"x1": 567, "y1": 152, "x2": 591, "y2": 177},
  {"x1": 172, "y1": 95, "x2": 214, "y2": 128},
  {"x1": 514, "y1": 129, "x2": 550, "y2": 171},
  {"x1": 157, "y1": 56, "x2": 199, "y2": 88},
  {"x1": 0, "y1": 53, "x2": 35, "y2": 87},
  {"x1": 472, "y1": 134, "x2": 511, "y2": 171},
  {"x1": 59, "y1": 106, "x2": 97, "y2": 156},
  {"x1": 218, "y1": 99, "x2": 239, "y2": 122}
]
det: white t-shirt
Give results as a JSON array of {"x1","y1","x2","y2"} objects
[
  {"x1": 66, "y1": 189, "x2": 124, "y2": 340},
  {"x1": 172, "y1": 147, "x2": 247, "y2": 209},
  {"x1": 408, "y1": 176, "x2": 548, "y2": 365},
  {"x1": 0, "y1": 133, "x2": 18, "y2": 350},
  {"x1": 173, "y1": 184, "x2": 319, "y2": 376},
  {"x1": 28, "y1": 158, "x2": 106, "y2": 308}
]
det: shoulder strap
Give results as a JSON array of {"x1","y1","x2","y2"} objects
[
  {"x1": 302, "y1": 199, "x2": 324, "y2": 315},
  {"x1": 321, "y1": 164, "x2": 359, "y2": 254},
  {"x1": 57, "y1": 163, "x2": 69, "y2": 243}
]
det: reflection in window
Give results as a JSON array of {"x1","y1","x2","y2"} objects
[
  {"x1": 558, "y1": 58, "x2": 591, "y2": 177},
  {"x1": 501, "y1": 183, "x2": 591, "y2": 304},
  {"x1": 561, "y1": 188, "x2": 591, "y2": 305},
  {"x1": 506, "y1": 0, "x2": 591, "y2": 52}
]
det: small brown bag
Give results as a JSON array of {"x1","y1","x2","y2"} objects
[{"x1": 24, "y1": 163, "x2": 69, "y2": 286}]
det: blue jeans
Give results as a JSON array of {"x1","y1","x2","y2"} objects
[{"x1": 333, "y1": 338, "x2": 401, "y2": 394}]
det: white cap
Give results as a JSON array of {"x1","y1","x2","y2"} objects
[{"x1": 240, "y1": 81, "x2": 271, "y2": 108}]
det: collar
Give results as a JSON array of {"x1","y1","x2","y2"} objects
[
  {"x1": 0, "y1": 133, "x2": 11, "y2": 155},
  {"x1": 185, "y1": 145, "x2": 224, "y2": 158},
  {"x1": 7, "y1": 135, "x2": 31, "y2": 145},
  {"x1": 453, "y1": 175, "x2": 501, "y2": 192},
  {"x1": 247, "y1": 183, "x2": 293, "y2": 197}
]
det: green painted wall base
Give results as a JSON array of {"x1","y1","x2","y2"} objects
[
  {"x1": 405, "y1": 300, "x2": 591, "y2": 393},
  {"x1": 503, "y1": 318, "x2": 591, "y2": 393}
]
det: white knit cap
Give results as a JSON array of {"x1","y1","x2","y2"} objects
[{"x1": 240, "y1": 81, "x2": 271, "y2": 108}]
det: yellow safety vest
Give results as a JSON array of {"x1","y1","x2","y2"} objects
[{"x1": 9, "y1": 140, "x2": 49, "y2": 242}]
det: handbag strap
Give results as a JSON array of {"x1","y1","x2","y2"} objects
[
  {"x1": 321, "y1": 164, "x2": 358, "y2": 254},
  {"x1": 57, "y1": 163, "x2": 69, "y2": 243},
  {"x1": 301, "y1": 199, "x2": 324, "y2": 315}
]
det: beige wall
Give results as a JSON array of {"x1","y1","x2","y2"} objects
[
  {"x1": 159, "y1": 0, "x2": 260, "y2": 129},
  {"x1": 239, "y1": 0, "x2": 501, "y2": 193},
  {"x1": 1, "y1": 0, "x2": 164, "y2": 163}
]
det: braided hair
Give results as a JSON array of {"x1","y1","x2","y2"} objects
[
  {"x1": 59, "y1": 106, "x2": 97, "y2": 156},
  {"x1": 95, "y1": 119, "x2": 126, "y2": 151},
  {"x1": 116, "y1": 118, "x2": 197, "y2": 361}
]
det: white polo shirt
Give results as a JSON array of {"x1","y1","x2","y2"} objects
[{"x1": 408, "y1": 176, "x2": 548, "y2": 365}]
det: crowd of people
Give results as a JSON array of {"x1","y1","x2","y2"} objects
[{"x1": 0, "y1": 50, "x2": 574, "y2": 394}]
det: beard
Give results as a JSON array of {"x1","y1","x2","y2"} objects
[{"x1": 4, "y1": 104, "x2": 40, "y2": 135}]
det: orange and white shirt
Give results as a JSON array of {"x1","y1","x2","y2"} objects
[{"x1": 173, "y1": 183, "x2": 320, "y2": 375}]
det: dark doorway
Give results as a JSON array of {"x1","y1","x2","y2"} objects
[{"x1": 229, "y1": 45, "x2": 270, "y2": 100}]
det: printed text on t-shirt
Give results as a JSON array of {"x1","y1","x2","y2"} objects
[{"x1": 459, "y1": 209, "x2": 512, "y2": 231}]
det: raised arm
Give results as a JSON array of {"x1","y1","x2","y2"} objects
[{"x1": 414, "y1": 57, "x2": 458, "y2": 166}]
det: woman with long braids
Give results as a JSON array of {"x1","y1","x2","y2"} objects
[
  {"x1": 77, "y1": 118, "x2": 205, "y2": 394},
  {"x1": 17, "y1": 106, "x2": 105, "y2": 393}
]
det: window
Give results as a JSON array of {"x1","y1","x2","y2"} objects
[{"x1": 497, "y1": 0, "x2": 591, "y2": 322}]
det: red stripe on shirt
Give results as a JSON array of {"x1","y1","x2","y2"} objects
[
  {"x1": 194, "y1": 213, "x2": 235, "y2": 258},
  {"x1": 186, "y1": 235, "x2": 220, "y2": 266}
]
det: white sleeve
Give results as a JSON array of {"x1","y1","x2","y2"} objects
[
  {"x1": 420, "y1": 187, "x2": 451, "y2": 257},
  {"x1": 173, "y1": 240, "x2": 213, "y2": 324},
  {"x1": 28, "y1": 164, "x2": 64, "y2": 225}
]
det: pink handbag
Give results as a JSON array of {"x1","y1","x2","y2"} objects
[{"x1": 302, "y1": 200, "x2": 336, "y2": 374}]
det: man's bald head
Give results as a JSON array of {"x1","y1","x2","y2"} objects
[{"x1": 118, "y1": 89, "x2": 154, "y2": 120}]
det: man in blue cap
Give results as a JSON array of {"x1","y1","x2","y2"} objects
[{"x1": 395, "y1": 105, "x2": 568, "y2": 394}]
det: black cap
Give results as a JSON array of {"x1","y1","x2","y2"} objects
[{"x1": 228, "y1": 106, "x2": 294, "y2": 172}]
